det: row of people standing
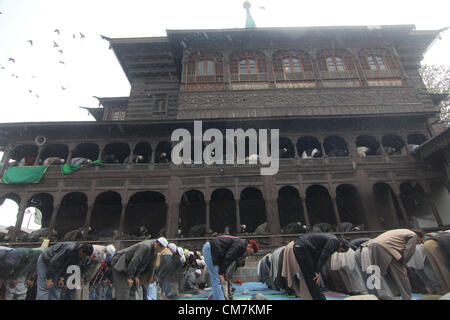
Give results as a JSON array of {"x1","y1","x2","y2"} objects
[{"x1": 0, "y1": 238, "x2": 210, "y2": 300}]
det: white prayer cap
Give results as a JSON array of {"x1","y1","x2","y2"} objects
[
  {"x1": 195, "y1": 269, "x2": 202, "y2": 276},
  {"x1": 196, "y1": 259, "x2": 206, "y2": 267},
  {"x1": 92, "y1": 250, "x2": 105, "y2": 262},
  {"x1": 106, "y1": 245, "x2": 116, "y2": 255},
  {"x1": 180, "y1": 255, "x2": 186, "y2": 264},
  {"x1": 168, "y1": 243, "x2": 177, "y2": 254},
  {"x1": 188, "y1": 251, "x2": 195, "y2": 257},
  {"x1": 157, "y1": 237, "x2": 168, "y2": 247},
  {"x1": 177, "y1": 247, "x2": 184, "y2": 257}
]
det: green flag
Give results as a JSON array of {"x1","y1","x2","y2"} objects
[
  {"x1": 1, "y1": 165, "x2": 48, "y2": 184},
  {"x1": 61, "y1": 159, "x2": 105, "y2": 176}
]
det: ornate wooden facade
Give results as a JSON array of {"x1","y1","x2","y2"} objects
[{"x1": 1, "y1": 25, "x2": 449, "y2": 245}]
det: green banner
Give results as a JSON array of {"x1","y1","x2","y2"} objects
[{"x1": 1, "y1": 165, "x2": 48, "y2": 184}]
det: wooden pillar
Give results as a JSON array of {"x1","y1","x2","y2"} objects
[
  {"x1": 265, "y1": 50, "x2": 276, "y2": 89},
  {"x1": 330, "y1": 195, "x2": 342, "y2": 231},
  {"x1": 118, "y1": 203, "x2": 128, "y2": 237},
  {"x1": 236, "y1": 200, "x2": 241, "y2": 234},
  {"x1": 128, "y1": 143, "x2": 135, "y2": 164},
  {"x1": 11, "y1": 197, "x2": 28, "y2": 242},
  {"x1": 301, "y1": 197, "x2": 311, "y2": 231},
  {"x1": 48, "y1": 204, "x2": 60, "y2": 235},
  {"x1": 309, "y1": 50, "x2": 323, "y2": 87},
  {"x1": 0, "y1": 142, "x2": 14, "y2": 178},
  {"x1": 82, "y1": 201, "x2": 95, "y2": 240},
  {"x1": 33, "y1": 146, "x2": 44, "y2": 165},
  {"x1": 205, "y1": 200, "x2": 211, "y2": 234},
  {"x1": 349, "y1": 48, "x2": 368, "y2": 86},
  {"x1": 394, "y1": 192, "x2": 411, "y2": 228},
  {"x1": 425, "y1": 191, "x2": 444, "y2": 227},
  {"x1": 151, "y1": 145, "x2": 156, "y2": 164}
]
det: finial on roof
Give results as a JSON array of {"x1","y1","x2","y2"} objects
[{"x1": 243, "y1": 1, "x2": 256, "y2": 29}]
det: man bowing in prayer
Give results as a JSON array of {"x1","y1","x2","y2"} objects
[
  {"x1": 202, "y1": 235, "x2": 258, "y2": 300},
  {"x1": 293, "y1": 233, "x2": 349, "y2": 300},
  {"x1": 111, "y1": 237, "x2": 168, "y2": 300}
]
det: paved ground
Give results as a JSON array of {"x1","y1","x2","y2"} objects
[{"x1": 178, "y1": 282, "x2": 426, "y2": 300}]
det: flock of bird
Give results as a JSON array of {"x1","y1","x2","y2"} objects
[{"x1": 1, "y1": 10, "x2": 90, "y2": 99}]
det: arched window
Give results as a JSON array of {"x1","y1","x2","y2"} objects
[
  {"x1": 230, "y1": 51, "x2": 268, "y2": 85},
  {"x1": 240, "y1": 58, "x2": 257, "y2": 74},
  {"x1": 326, "y1": 56, "x2": 345, "y2": 71},
  {"x1": 185, "y1": 53, "x2": 224, "y2": 91},
  {"x1": 272, "y1": 51, "x2": 315, "y2": 87},
  {"x1": 367, "y1": 55, "x2": 386, "y2": 71},
  {"x1": 197, "y1": 59, "x2": 215, "y2": 76},
  {"x1": 317, "y1": 49, "x2": 360, "y2": 86},
  {"x1": 284, "y1": 57, "x2": 302, "y2": 73},
  {"x1": 359, "y1": 48, "x2": 402, "y2": 86}
]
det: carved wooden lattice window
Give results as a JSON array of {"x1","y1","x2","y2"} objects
[
  {"x1": 316, "y1": 49, "x2": 360, "y2": 85},
  {"x1": 186, "y1": 53, "x2": 224, "y2": 83},
  {"x1": 359, "y1": 49, "x2": 400, "y2": 73},
  {"x1": 229, "y1": 51, "x2": 268, "y2": 82},
  {"x1": 272, "y1": 51, "x2": 315, "y2": 84}
]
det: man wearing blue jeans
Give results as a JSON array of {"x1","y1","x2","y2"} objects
[{"x1": 202, "y1": 235, "x2": 258, "y2": 300}]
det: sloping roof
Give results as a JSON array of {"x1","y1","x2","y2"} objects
[{"x1": 413, "y1": 126, "x2": 450, "y2": 158}]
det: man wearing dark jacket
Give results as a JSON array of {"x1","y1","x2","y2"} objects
[
  {"x1": 5, "y1": 247, "x2": 43, "y2": 300},
  {"x1": 36, "y1": 242, "x2": 93, "y2": 300},
  {"x1": 202, "y1": 235, "x2": 258, "y2": 300},
  {"x1": 293, "y1": 233, "x2": 349, "y2": 300},
  {"x1": 111, "y1": 237, "x2": 168, "y2": 300}
]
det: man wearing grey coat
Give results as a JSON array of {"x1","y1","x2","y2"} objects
[
  {"x1": 111, "y1": 237, "x2": 168, "y2": 300},
  {"x1": 36, "y1": 242, "x2": 93, "y2": 300}
]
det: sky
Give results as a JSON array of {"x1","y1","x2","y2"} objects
[
  {"x1": 0, "y1": 0, "x2": 449, "y2": 125},
  {"x1": 0, "y1": 0, "x2": 449, "y2": 227}
]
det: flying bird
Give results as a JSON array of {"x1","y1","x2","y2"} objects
[
  {"x1": 259, "y1": 6, "x2": 266, "y2": 10},
  {"x1": 54, "y1": 29, "x2": 60, "y2": 35},
  {"x1": 61, "y1": 86, "x2": 67, "y2": 90},
  {"x1": 35, "y1": 94, "x2": 39, "y2": 98},
  {"x1": 59, "y1": 60, "x2": 65, "y2": 65},
  {"x1": 53, "y1": 41, "x2": 59, "y2": 47},
  {"x1": 28, "y1": 89, "x2": 33, "y2": 94},
  {"x1": 11, "y1": 74, "x2": 18, "y2": 78},
  {"x1": 27, "y1": 40, "x2": 33, "y2": 46},
  {"x1": 58, "y1": 49, "x2": 63, "y2": 54},
  {"x1": 8, "y1": 57, "x2": 15, "y2": 63},
  {"x1": 73, "y1": 34, "x2": 76, "y2": 38},
  {"x1": 79, "y1": 32, "x2": 85, "y2": 38}
]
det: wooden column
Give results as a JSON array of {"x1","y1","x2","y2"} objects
[
  {"x1": 394, "y1": 192, "x2": 411, "y2": 228},
  {"x1": 330, "y1": 195, "x2": 342, "y2": 231},
  {"x1": 33, "y1": 146, "x2": 44, "y2": 165},
  {"x1": 236, "y1": 200, "x2": 241, "y2": 234},
  {"x1": 118, "y1": 203, "x2": 128, "y2": 238},
  {"x1": 309, "y1": 50, "x2": 323, "y2": 87},
  {"x1": 82, "y1": 202, "x2": 95, "y2": 240},
  {"x1": 301, "y1": 197, "x2": 311, "y2": 231},
  {"x1": 424, "y1": 191, "x2": 444, "y2": 227},
  {"x1": 205, "y1": 200, "x2": 211, "y2": 234},
  {"x1": 0, "y1": 142, "x2": 14, "y2": 178}
]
